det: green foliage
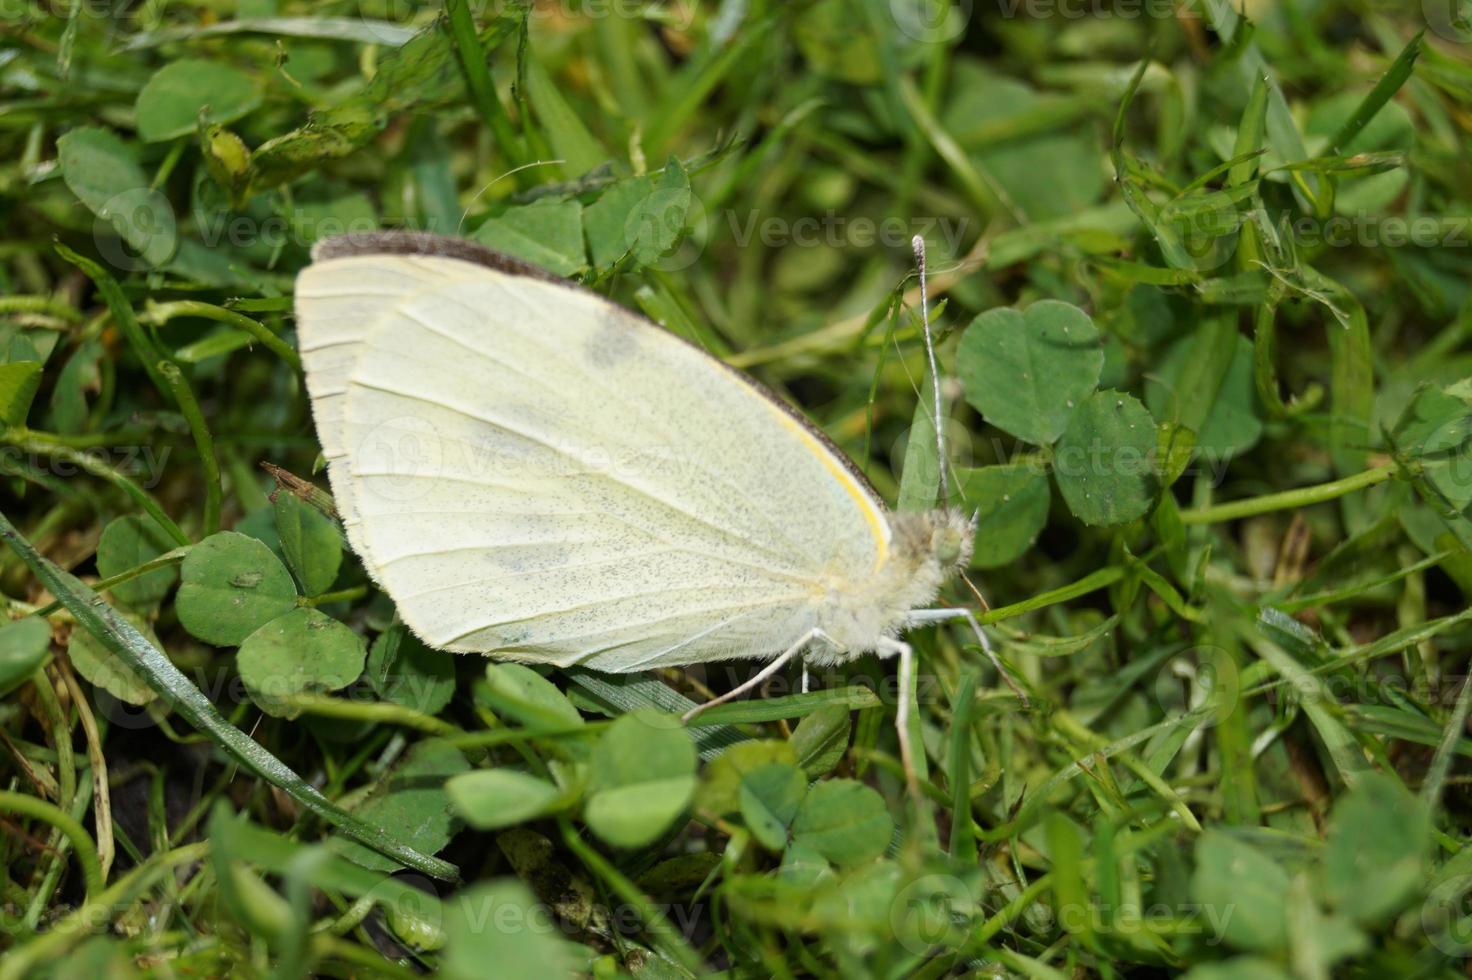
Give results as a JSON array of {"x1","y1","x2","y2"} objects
[
  {"x1": 472, "y1": 198, "x2": 588, "y2": 276},
  {"x1": 0, "y1": 617, "x2": 51, "y2": 696},
  {"x1": 67, "y1": 610, "x2": 159, "y2": 706},
  {"x1": 738, "y1": 761, "x2": 808, "y2": 849},
  {"x1": 789, "y1": 779, "x2": 893, "y2": 867},
  {"x1": 959, "y1": 302, "x2": 1158, "y2": 527},
  {"x1": 585, "y1": 709, "x2": 697, "y2": 848},
  {"x1": 1, "y1": 3, "x2": 1469, "y2": 977},
  {"x1": 584, "y1": 158, "x2": 693, "y2": 269},
  {"x1": 135, "y1": 60, "x2": 261, "y2": 143},
  {"x1": 448, "y1": 768, "x2": 565, "y2": 830},
  {"x1": 272, "y1": 492, "x2": 342, "y2": 597},
  {"x1": 1321, "y1": 773, "x2": 1430, "y2": 925},
  {"x1": 95, "y1": 516, "x2": 177, "y2": 609},
  {"x1": 176, "y1": 531, "x2": 297, "y2": 646},
  {"x1": 959, "y1": 300, "x2": 1104, "y2": 445},
  {"x1": 366, "y1": 622, "x2": 456, "y2": 715},
  {"x1": 57, "y1": 128, "x2": 177, "y2": 269},
  {"x1": 1053, "y1": 389, "x2": 1158, "y2": 526},
  {"x1": 441, "y1": 880, "x2": 582, "y2": 980},
  {"x1": 957, "y1": 463, "x2": 1052, "y2": 567},
  {"x1": 0, "y1": 361, "x2": 43, "y2": 426},
  {"x1": 1191, "y1": 832, "x2": 1292, "y2": 952},
  {"x1": 329, "y1": 738, "x2": 468, "y2": 872},
  {"x1": 236, "y1": 607, "x2": 366, "y2": 718}
]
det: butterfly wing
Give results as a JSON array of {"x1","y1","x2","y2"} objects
[{"x1": 295, "y1": 235, "x2": 892, "y2": 670}]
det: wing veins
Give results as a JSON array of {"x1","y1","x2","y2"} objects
[
  {"x1": 356, "y1": 475, "x2": 817, "y2": 584},
  {"x1": 390, "y1": 546, "x2": 682, "y2": 601},
  {"x1": 422, "y1": 286, "x2": 823, "y2": 568},
  {"x1": 347, "y1": 378, "x2": 806, "y2": 570},
  {"x1": 464, "y1": 594, "x2": 802, "y2": 657}
]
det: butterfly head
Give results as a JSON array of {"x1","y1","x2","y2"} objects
[
  {"x1": 889, "y1": 507, "x2": 974, "y2": 576},
  {"x1": 928, "y1": 507, "x2": 976, "y2": 571}
]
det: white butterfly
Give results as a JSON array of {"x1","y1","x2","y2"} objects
[{"x1": 295, "y1": 231, "x2": 1006, "y2": 789}]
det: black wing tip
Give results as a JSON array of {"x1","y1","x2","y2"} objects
[{"x1": 311, "y1": 230, "x2": 566, "y2": 285}]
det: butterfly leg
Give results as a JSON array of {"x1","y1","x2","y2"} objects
[
  {"x1": 908, "y1": 607, "x2": 1028, "y2": 705},
  {"x1": 681, "y1": 627, "x2": 834, "y2": 724},
  {"x1": 877, "y1": 636, "x2": 921, "y2": 797},
  {"x1": 801, "y1": 663, "x2": 811, "y2": 694}
]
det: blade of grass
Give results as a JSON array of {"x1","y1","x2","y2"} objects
[
  {"x1": 978, "y1": 567, "x2": 1126, "y2": 624},
  {"x1": 643, "y1": 20, "x2": 771, "y2": 158},
  {"x1": 564, "y1": 667, "x2": 747, "y2": 761},
  {"x1": 445, "y1": 0, "x2": 524, "y2": 168},
  {"x1": 0, "y1": 841, "x2": 208, "y2": 980},
  {"x1": 559, "y1": 817, "x2": 703, "y2": 977},
  {"x1": 0, "y1": 511, "x2": 460, "y2": 882},
  {"x1": 57, "y1": 245, "x2": 221, "y2": 535},
  {"x1": 1326, "y1": 32, "x2": 1423, "y2": 154},
  {"x1": 0, "y1": 790, "x2": 102, "y2": 903},
  {"x1": 57, "y1": 661, "x2": 113, "y2": 882},
  {"x1": 947, "y1": 668, "x2": 980, "y2": 863},
  {"x1": 687, "y1": 685, "x2": 881, "y2": 726},
  {"x1": 1241, "y1": 627, "x2": 1372, "y2": 788},
  {"x1": 1179, "y1": 463, "x2": 1396, "y2": 524},
  {"x1": 0, "y1": 428, "x2": 187, "y2": 546},
  {"x1": 142, "y1": 300, "x2": 302, "y2": 371},
  {"x1": 1421, "y1": 673, "x2": 1472, "y2": 811}
]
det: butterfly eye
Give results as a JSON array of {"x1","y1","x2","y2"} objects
[{"x1": 933, "y1": 526, "x2": 966, "y2": 567}]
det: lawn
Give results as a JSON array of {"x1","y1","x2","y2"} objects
[{"x1": 2, "y1": 1, "x2": 1471, "y2": 977}]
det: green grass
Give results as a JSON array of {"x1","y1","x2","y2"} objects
[{"x1": 2, "y1": 1, "x2": 1472, "y2": 977}]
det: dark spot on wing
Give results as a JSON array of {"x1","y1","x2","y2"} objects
[{"x1": 583, "y1": 307, "x2": 638, "y2": 368}]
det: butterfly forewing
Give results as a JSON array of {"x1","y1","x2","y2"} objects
[{"x1": 295, "y1": 246, "x2": 891, "y2": 670}]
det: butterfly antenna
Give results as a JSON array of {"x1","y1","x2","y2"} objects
[
  {"x1": 960, "y1": 569, "x2": 992, "y2": 613},
  {"x1": 912, "y1": 235, "x2": 951, "y2": 502},
  {"x1": 456, "y1": 159, "x2": 564, "y2": 234}
]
